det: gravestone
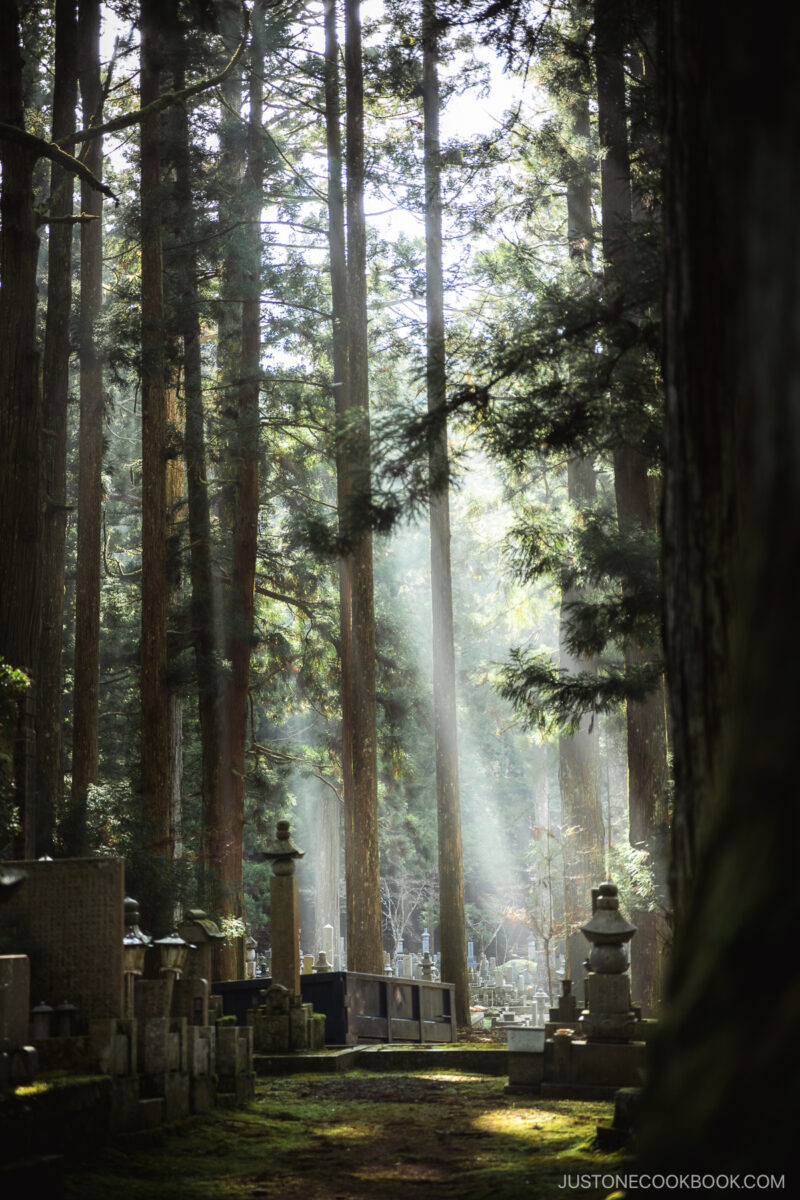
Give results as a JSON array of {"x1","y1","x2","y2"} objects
[
  {"x1": 322, "y1": 924, "x2": 335, "y2": 964},
  {"x1": 262, "y1": 821, "x2": 303, "y2": 999},
  {"x1": 0, "y1": 857, "x2": 124, "y2": 1021}
]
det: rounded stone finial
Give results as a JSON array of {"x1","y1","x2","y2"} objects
[
  {"x1": 263, "y1": 819, "x2": 305, "y2": 875},
  {"x1": 580, "y1": 879, "x2": 637, "y2": 964}
]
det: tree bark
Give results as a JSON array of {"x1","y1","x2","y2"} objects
[
  {"x1": 69, "y1": 0, "x2": 104, "y2": 857},
  {"x1": 0, "y1": 0, "x2": 44, "y2": 857},
  {"x1": 422, "y1": 0, "x2": 470, "y2": 1027},
  {"x1": 639, "y1": 0, "x2": 800, "y2": 1169},
  {"x1": 139, "y1": 0, "x2": 173, "y2": 931},
  {"x1": 167, "y1": 11, "x2": 225, "y2": 930},
  {"x1": 210, "y1": 0, "x2": 265, "y2": 979},
  {"x1": 558, "y1": 80, "x2": 605, "y2": 997},
  {"x1": 343, "y1": 0, "x2": 383, "y2": 977},
  {"x1": 36, "y1": 0, "x2": 78, "y2": 856},
  {"x1": 323, "y1": 0, "x2": 352, "y2": 942},
  {"x1": 595, "y1": 0, "x2": 668, "y2": 1014}
]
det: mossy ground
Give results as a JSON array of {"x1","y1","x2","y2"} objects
[{"x1": 63, "y1": 1070, "x2": 624, "y2": 1199}]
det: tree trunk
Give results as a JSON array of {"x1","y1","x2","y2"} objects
[
  {"x1": 0, "y1": 0, "x2": 44, "y2": 857},
  {"x1": 139, "y1": 0, "x2": 173, "y2": 931},
  {"x1": 595, "y1": 0, "x2": 668, "y2": 1015},
  {"x1": 422, "y1": 0, "x2": 470, "y2": 1028},
  {"x1": 559, "y1": 460, "x2": 604, "y2": 997},
  {"x1": 168, "y1": 11, "x2": 224, "y2": 924},
  {"x1": 211, "y1": 0, "x2": 266, "y2": 979},
  {"x1": 323, "y1": 0, "x2": 352, "y2": 946},
  {"x1": 639, "y1": 0, "x2": 800, "y2": 1169},
  {"x1": 36, "y1": 0, "x2": 78, "y2": 856},
  {"x1": 69, "y1": 0, "x2": 104, "y2": 857},
  {"x1": 200, "y1": 0, "x2": 243, "y2": 938},
  {"x1": 558, "y1": 82, "x2": 604, "y2": 998},
  {"x1": 343, "y1": 0, "x2": 383, "y2": 976}
]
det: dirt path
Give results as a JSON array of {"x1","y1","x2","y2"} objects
[{"x1": 63, "y1": 1071, "x2": 623, "y2": 1199}]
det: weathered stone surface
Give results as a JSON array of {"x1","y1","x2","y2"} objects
[
  {"x1": 167, "y1": 1018, "x2": 188, "y2": 1072},
  {"x1": 0, "y1": 858, "x2": 124, "y2": 1021},
  {"x1": 174, "y1": 976, "x2": 209, "y2": 1026},
  {"x1": 109, "y1": 1076, "x2": 141, "y2": 1133},
  {"x1": 139, "y1": 1016, "x2": 169, "y2": 1075},
  {"x1": 0, "y1": 955, "x2": 30, "y2": 1047},
  {"x1": 190, "y1": 1074, "x2": 217, "y2": 1113},
  {"x1": 88, "y1": 1017, "x2": 136, "y2": 1076},
  {"x1": 585, "y1": 972, "x2": 631, "y2": 1013},
  {"x1": 187, "y1": 1025, "x2": 215, "y2": 1078},
  {"x1": 270, "y1": 874, "x2": 300, "y2": 997},
  {"x1": 216, "y1": 1025, "x2": 252, "y2": 1077}
]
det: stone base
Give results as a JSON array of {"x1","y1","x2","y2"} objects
[
  {"x1": 109, "y1": 1075, "x2": 141, "y2": 1133},
  {"x1": 542, "y1": 1081, "x2": 623, "y2": 1100},
  {"x1": 506, "y1": 1032, "x2": 647, "y2": 1097},
  {"x1": 141, "y1": 1070, "x2": 190, "y2": 1122},
  {"x1": 190, "y1": 1075, "x2": 217, "y2": 1113},
  {"x1": 217, "y1": 1073, "x2": 255, "y2": 1105}
]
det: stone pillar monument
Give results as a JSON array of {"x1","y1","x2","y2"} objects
[
  {"x1": 263, "y1": 820, "x2": 304, "y2": 1000},
  {"x1": 578, "y1": 881, "x2": 637, "y2": 1041}
]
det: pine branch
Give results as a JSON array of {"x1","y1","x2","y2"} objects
[
  {"x1": 0, "y1": 125, "x2": 117, "y2": 200},
  {"x1": 54, "y1": 4, "x2": 251, "y2": 150}
]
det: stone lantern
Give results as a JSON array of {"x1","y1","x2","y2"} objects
[
  {"x1": 122, "y1": 896, "x2": 151, "y2": 1018},
  {"x1": 153, "y1": 931, "x2": 190, "y2": 1016},
  {"x1": 263, "y1": 820, "x2": 304, "y2": 998},
  {"x1": 177, "y1": 909, "x2": 225, "y2": 984},
  {"x1": 578, "y1": 881, "x2": 637, "y2": 1041}
]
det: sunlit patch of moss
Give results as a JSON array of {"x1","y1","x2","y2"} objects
[
  {"x1": 419, "y1": 1072, "x2": 487, "y2": 1081},
  {"x1": 314, "y1": 1121, "x2": 375, "y2": 1140},
  {"x1": 14, "y1": 1081, "x2": 51, "y2": 1096}
]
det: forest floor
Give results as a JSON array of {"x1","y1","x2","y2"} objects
[{"x1": 62, "y1": 1067, "x2": 626, "y2": 1200}]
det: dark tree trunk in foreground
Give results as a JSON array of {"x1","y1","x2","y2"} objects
[
  {"x1": 37, "y1": 0, "x2": 78, "y2": 855},
  {"x1": 595, "y1": 0, "x2": 668, "y2": 1015},
  {"x1": 69, "y1": 0, "x2": 104, "y2": 856},
  {"x1": 343, "y1": 0, "x2": 383, "y2": 976},
  {"x1": 422, "y1": 0, "x2": 470, "y2": 1027},
  {"x1": 639, "y1": 1, "x2": 800, "y2": 1170},
  {"x1": 0, "y1": 0, "x2": 43, "y2": 856},
  {"x1": 139, "y1": 0, "x2": 173, "y2": 930}
]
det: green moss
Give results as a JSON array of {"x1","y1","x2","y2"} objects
[{"x1": 63, "y1": 1072, "x2": 623, "y2": 1199}]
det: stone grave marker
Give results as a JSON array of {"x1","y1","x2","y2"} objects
[{"x1": 0, "y1": 857, "x2": 124, "y2": 1021}]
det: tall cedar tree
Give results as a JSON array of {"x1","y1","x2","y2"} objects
[
  {"x1": 594, "y1": 0, "x2": 668, "y2": 1013},
  {"x1": 323, "y1": 0, "x2": 350, "y2": 952},
  {"x1": 422, "y1": 0, "x2": 470, "y2": 1025},
  {"x1": 37, "y1": 0, "x2": 78, "y2": 855},
  {"x1": 344, "y1": 0, "x2": 383, "y2": 975},
  {"x1": 638, "y1": 0, "x2": 800, "y2": 1168},
  {"x1": 139, "y1": 0, "x2": 174, "y2": 930},
  {"x1": 206, "y1": 0, "x2": 265, "y2": 978},
  {"x1": 559, "y1": 67, "x2": 604, "y2": 994},
  {"x1": 0, "y1": 0, "x2": 44, "y2": 854},
  {"x1": 170, "y1": 11, "x2": 226, "y2": 931},
  {"x1": 70, "y1": 0, "x2": 105, "y2": 856}
]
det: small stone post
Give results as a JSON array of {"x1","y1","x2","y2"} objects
[{"x1": 263, "y1": 820, "x2": 304, "y2": 1000}]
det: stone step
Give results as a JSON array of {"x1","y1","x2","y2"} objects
[
  {"x1": 254, "y1": 1044, "x2": 508, "y2": 1077},
  {"x1": 137, "y1": 1097, "x2": 165, "y2": 1128}
]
